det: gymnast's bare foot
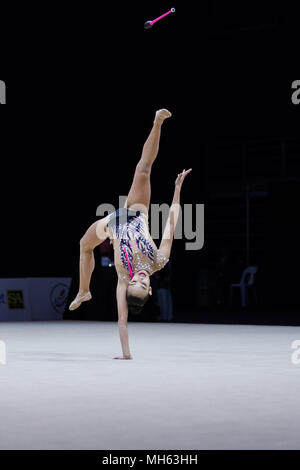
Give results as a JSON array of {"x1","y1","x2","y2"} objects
[
  {"x1": 154, "y1": 109, "x2": 172, "y2": 125},
  {"x1": 69, "y1": 291, "x2": 92, "y2": 310}
]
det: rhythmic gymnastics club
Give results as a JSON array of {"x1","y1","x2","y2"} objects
[{"x1": 144, "y1": 8, "x2": 176, "y2": 29}]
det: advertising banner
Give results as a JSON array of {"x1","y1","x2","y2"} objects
[
  {"x1": 28, "y1": 278, "x2": 72, "y2": 321},
  {"x1": 0, "y1": 278, "x2": 72, "y2": 321},
  {"x1": 0, "y1": 278, "x2": 32, "y2": 321}
]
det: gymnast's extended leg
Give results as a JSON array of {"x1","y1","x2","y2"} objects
[
  {"x1": 126, "y1": 109, "x2": 171, "y2": 211},
  {"x1": 69, "y1": 216, "x2": 110, "y2": 310}
]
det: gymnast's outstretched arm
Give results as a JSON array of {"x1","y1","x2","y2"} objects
[
  {"x1": 159, "y1": 169, "x2": 192, "y2": 259},
  {"x1": 114, "y1": 279, "x2": 132, "y2": 360}
]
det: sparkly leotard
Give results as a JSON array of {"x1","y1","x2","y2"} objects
[{"x1": 105, "y1": 207, "x2": 169, "y2": 283}]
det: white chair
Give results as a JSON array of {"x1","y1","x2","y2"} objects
[{"x1": 230, "y1": 266, "x2": 258, "y2": 308}]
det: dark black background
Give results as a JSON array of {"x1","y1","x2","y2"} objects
[{"x1": 1, "y1": 1, "x2": 299, "y2": 323}]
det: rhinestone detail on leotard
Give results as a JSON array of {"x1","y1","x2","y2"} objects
[{"x1": 106, "y1": 208, "x2": 169, "y2": 282}]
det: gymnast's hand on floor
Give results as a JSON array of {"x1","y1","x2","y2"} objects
[{"x1": 113, "y1": 355, "x2": 133, "y2": 360}]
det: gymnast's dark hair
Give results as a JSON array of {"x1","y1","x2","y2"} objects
[{"x1": 126, "y1": 292, "x2": 150, "y2": 315}]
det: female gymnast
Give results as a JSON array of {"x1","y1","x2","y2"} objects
[{"x1": 69, "y1": 109, "x2": 192, "y2": 359}]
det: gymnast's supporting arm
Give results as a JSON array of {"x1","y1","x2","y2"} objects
[
  {"x1": 159, "y1": 168, "x2": 192, "y2": 259},
  {"x1": 114, "y1": 280, "x2": 132, "y2": 360}
]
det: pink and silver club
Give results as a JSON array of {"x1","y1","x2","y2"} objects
[{"x1": 144, "y1": 8, "x2": 176, "y2": 29}]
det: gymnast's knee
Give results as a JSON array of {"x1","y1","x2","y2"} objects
[
  {"x1": 137, "y1": 160, "x2": 151, "y2": 175},
  {"x1": 80, "y1": 237, "x2": 93, "y2": 253}
]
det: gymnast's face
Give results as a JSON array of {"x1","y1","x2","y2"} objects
[{"x1": 127, "y1": 270, "x2": 152, "y2": 299}]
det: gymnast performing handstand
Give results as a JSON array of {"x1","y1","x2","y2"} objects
[{"x1": 69, "y1": 109, "x2": 192, "y2": 359}]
